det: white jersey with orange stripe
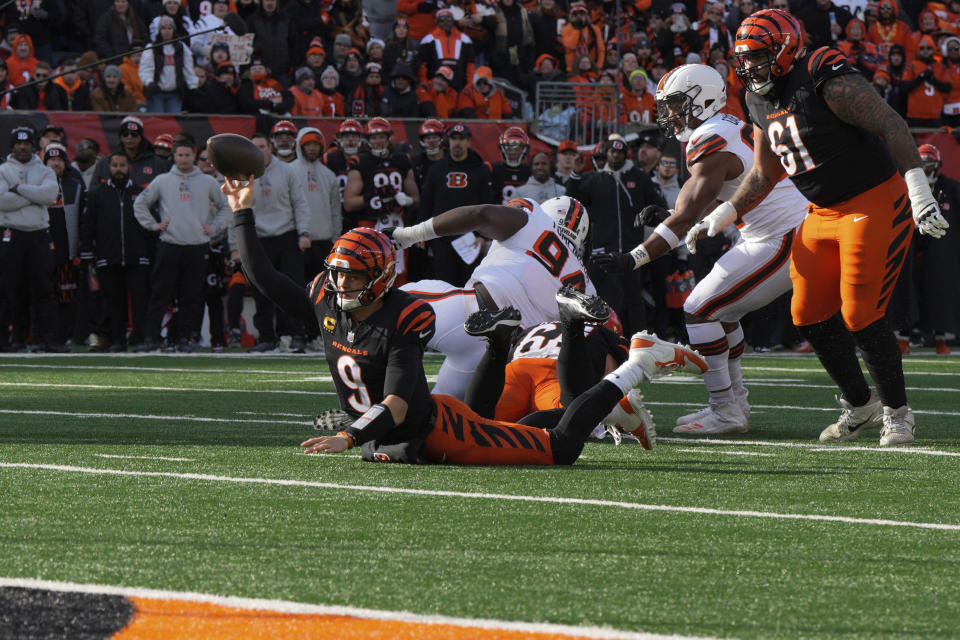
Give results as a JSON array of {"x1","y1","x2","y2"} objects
[
  {"x1": 686, "y1": 113, "x2": 808, "y2": 242},
  {"x1": 467, "y1": 199, "x2": 596, "y2": 327}
]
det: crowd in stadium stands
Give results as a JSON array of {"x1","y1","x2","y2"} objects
[{"x1": 0, "y1": 0, "x2": 959, "y2": 354}]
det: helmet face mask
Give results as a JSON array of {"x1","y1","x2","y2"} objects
[
  {"x1": 419, "y1": 119, "x2": 445, "y2": 156},
  {"x1": 323, "y1": 229, "x2": 397, "y2": 311},
  {"x1": 655, "y1": 64, "x2": 726, "y2": 142},
  {"x1": 366, "y1": 118, "x2": 393, "y2": 158},
  {"x1": 499, "y1": 127, "x2": 529, "y2": 168},
  {"x1": 337, "y1": 119, "x2": 364, "y2": 155},
  {"x1": 734, "y1": 9, "x2": 805, "y2": 96}
]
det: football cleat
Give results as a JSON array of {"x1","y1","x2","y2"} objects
[
  {"x1": 673, "y1": 402, "x2": 748, "y2": 435},
  {"x1": 602, "y1": 389, "x2": 656, "y2": 449},
  {"x1": 628, "y1": 331, "x2": 708, "y2": 379},
  {"x1": 464, "y1": 306, "x2": 522, "y2": 343},
  {"x1": 879, "y1": 405, "x2": 915, "y2": 446},
  {"x1": 314, "y1": 409, "x2": 354, "y2": 431},
  {"x1": 677, "y1": 389, "x2": 750, "y2": 427},
  {"x1": 818, "y1": 390, "x2": 883, "y2": 442},
  {"x1": 556, "y1": 285, "x2": 610, "y2": 324}
]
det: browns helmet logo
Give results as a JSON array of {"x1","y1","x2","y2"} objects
[{"x1": 446, "y1": 172, "x2": 468, "y2": 188}]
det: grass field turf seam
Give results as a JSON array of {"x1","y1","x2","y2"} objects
[{"x1": 1, "y1": 353, "x2": 959, "y2": 638}]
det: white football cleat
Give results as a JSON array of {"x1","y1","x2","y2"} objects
[
  {"x1": 628, "y1": 331, "x2": 708, "y2": 380},
  {"x1": 819, "y1": 391, "x2": 883, "y2": 443},
  {"x1": 673, "y1": 402, "x2": 748, "y2": 435},
  {"x1": 602, "y1": 389, "x2": 656, "y2": 449},
  {"x1": 677, "y1": 390, "x2": 750, "y2": 427},
  {"x1": 879, "y1": 405, "x2": 915, "y2": 446}
]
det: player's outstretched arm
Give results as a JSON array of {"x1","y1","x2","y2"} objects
[
  {"x1": 301, "y1": 395, "x2": 409, "y2": 454},
  {"x1": 822, "y1": 73, "x2": 950, "y2": 238},
  {"x1": 223, "y1": 177, "x2": 319, "y2": 328},
  {"x1": 596, "y1": 152, "x2": 734, "y2": 271},
  {"x1": 386, "y1": 204, "x2": 527, "y2": 249}
]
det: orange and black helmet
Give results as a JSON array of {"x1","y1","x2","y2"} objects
[
  {"x1": 499, "y1": 126, "x2": 529, "y2": 167},
  {"x1": 323, "y1": 228, "x2": 397, "y2": 311},
  {"x1": 734, "y1": 9, "x2": 805, "y2": 95}
]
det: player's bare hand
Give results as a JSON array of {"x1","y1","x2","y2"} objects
[
  {"x1": 301, "y1": 435, "x2": 351, "y2": 454},
  {"x1": 222, "y1": 175, "x2": 255, "y2": 211}
]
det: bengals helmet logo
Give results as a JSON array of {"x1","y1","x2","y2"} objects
[{"x1": 446, "y1": 172, "x2": 468, "y2": 188}]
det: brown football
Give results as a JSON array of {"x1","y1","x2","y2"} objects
[{"x1": 205, "y1": 133, "x2": 265, "y2": 179}]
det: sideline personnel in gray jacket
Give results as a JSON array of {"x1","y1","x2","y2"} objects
[
  {"x1": 134, "y1": 139, "x2": 230, "y2": 350},
  {"x1": 0, "y1": 126, "x2": 61, "y2": 351}
]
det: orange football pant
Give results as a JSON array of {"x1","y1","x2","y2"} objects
[
  {"x1": 493, "y1": 358, "x2": 564, "y2": 423},
  {"x1": 426, "y1": 395, "x2": 556, "y2": 465},
  {"x1": 790, "y1": 172, "x2": 914, "y2": 331}
]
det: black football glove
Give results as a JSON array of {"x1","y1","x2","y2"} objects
[
  {"x1": 635, "y1": 204, "x2": 672, "y2": 229},
  {"x1": 593, "y1": 251, "x2": 635, "y2": 273}
]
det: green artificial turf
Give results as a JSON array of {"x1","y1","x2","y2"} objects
[{"x1": 1, "y1": 353, "x2": 958, "y2": 638}]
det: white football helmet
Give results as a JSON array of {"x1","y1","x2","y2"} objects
[
  {"x1": 655, "y1": 64, "x2": 727, "y2": 142},
  {"x1": 541, "y1": 196, "x2": 590, "y2": 256}
]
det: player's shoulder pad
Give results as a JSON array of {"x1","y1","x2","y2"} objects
[
  {"x1": 686, "y1": 124, "x2": 729, "y2": 166},
  {"x1": 307, "y1": 271, "x2": 327, "y2": 305},
  {"x1": 347, "y1": 154, "x2": 362, "y2": 171},
  {"x1": 806, "y1": 46, "x2": 857, "y2": 86},
  {"x1": 395, "y1": 295, "x2": 436, "y2": 341}
]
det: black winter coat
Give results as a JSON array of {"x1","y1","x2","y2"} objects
[
  {"x1": 567, "y1": 164, "x2": 666, "y2": 253},
  {"x1": 80, "y1": 179, "x2": 150, "y2": 268},
  {"x1": 246, "y1": 8, "x2": 293, "y2": 80},
  {"x1": 420, "y1": 150, "x2": 495, "y2": 221},
  {"x1": 203, "y1": 78, "x2": 240, "y2": 114},
  {"x1": 380, "y1": 86, "x2": 419, "y2": 117}
]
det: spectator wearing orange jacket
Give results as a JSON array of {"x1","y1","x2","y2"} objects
[
  {"x1": 561, "y1": 2, "x2": 604, "y2": 72},
  {"x1": 395, "y1": 0, "x2": 437, "y2": 41},
  {"x1": 417, "y1": 8, "x2": 476, "y2": 90},
  {"x1": 121, "y1": 43, "x2": 147, "y2": 107},
  {"x1": 456, "y1": 65, "x2": 512, "y2": 119},
  {"x1": 907, "y1": 9, "x2": 947, "y2": 60},
  {"x1": 620, "y1": 69, "x2": 655, "y2": 125},
  {"x1": 7, "y1": 34, "x2": 38, "y2": 87},
  {"x1": 291, "y1": 66, "x2": 326, "y2": 117},
  {"x1": 838, "y1": 18, "x2": 881, "y2": 76},
  {"x1": 942, "y1": 36, "x2": 960, "y2": 126},
  {"x1": 416, "y1": 65, "x2": 459, "y2": 117},
  {"x1": 866, "y1": 0, "x2": 912, "y2": 61},
  {"x1": 901, "y1": 35, "x2": 953, "y2": 126}
]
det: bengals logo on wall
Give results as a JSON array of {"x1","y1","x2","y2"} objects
[{"x1": 446, "y1": 172, "x2": 468, "y2": 188}]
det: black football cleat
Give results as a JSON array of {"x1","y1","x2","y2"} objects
[
  {"x1": 464, "y1": 306, "x2": 522, "y2": 343},
  {"x1": 556, "y1": 285, "x2": 610, "y2": 324}
]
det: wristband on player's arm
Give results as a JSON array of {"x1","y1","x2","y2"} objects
[
  {"x1": 391, "y1": 219, "x2": 438, "y2": 248},
  {"x1": 653, "y1": 223, "x2": 681, "y2": 249},
  {"x1": 343, "y1": 403, "x2": 396, "y2": 446},
  {"x1": 233, "y1": 208, "x2": 255, "y2": 226}
]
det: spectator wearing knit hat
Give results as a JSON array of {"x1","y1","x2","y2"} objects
[
  {"x1": 416, "y1": 65, "x2": 459, "y2": 118},
  {"x1": 203, "y1": 42, "x2": 232, "y2": 78},
  {"x1": 902, "y1": 34, "x2": 952, "y2": 127},
  {"x1": 417, "y1": 8, "x2": 476, "y2": 90},
  {"x1": 206, "y1": 61, "x2": 241, "y2": 114},
  {"x1": 317, "y1": 66, "x2": 345, "y2": 116},
  {"x1": 350, "y1": 62, "x2": 385, "y2": 117},
  {"x1": 561, "y1": 2, "x2": 604, "y2": 73},
  {"x1": 90, "y1": 65, "x2": 137, "y2": 112},
  {"x1": 456, "y1": 64, "x2": 512, "y2": 119},
  {"x1": 367, "y1": 38, "x2": 386, "y2": 64},
  {"x1": 291, "y1": 66, "x2": 326, "y2": 117},
  {"x1": 331, "y1": 33, "x2": 353, "y2": 67},
  {"x1": 237, "y1": 54, "x2": 293, "y2": 115},
  {"x1": 303, "y1": 39, "x2": 332, "y2": 81},
  {"x1": 139, "y1": 16, "x2": 199, "y2": 113},
  {"x1": 620, "y1": 69, "x2": 655, "y2": 125},
  {"x1": 91, "y1": 117, "x2": 171, "y2": 189}
]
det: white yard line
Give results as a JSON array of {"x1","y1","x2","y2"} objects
[
  {"x1": 0, "y1": 382, "x2": 333, "y2": 395},
  {"x1": 646, "y1": 400, "x2": 960, "y2": 417},
  {"x1": 0, "y1": 577, "x2": 711, "y2": 640},
  {"x1": 741, "y1": 365, "x2": 960, "y2": 377},
  {"x1": 1, "y1": 461, "x2": 958, "y2": 532},
  {"x1": 674, "y1": 449, "x2": 775, "y2": 457},
  {"x1": 94, "y1": 454, "x2": 195, "y2": 462},
  {"x1": 658, "y1": 437, "x2": 960, "y2": 456},
  {"x1": 0, "y1": 409, "x2": 309, "y2": 426}
]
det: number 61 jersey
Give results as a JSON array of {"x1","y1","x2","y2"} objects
[
  {"x1": 744, "y1": 47, "x2": 898, "y2": 207},
  {"x1": 468, "y1": 198, "x2": 596, "y2": 327}
]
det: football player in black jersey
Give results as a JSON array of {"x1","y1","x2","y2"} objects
[
  {"x1": 694, "y1": 9, "x2": 950, "y2": 446},
  {"x1": 343, "y1": 117, "x2": 419, "y2": 230},
  {"x1": 224, "y1": 175, "x2": 705, "y2": 465},
  {"x1": 323, "y1": 119, "x2": 364, "y2": 225},
  {"x1": 412, "y1": 118, "x2": 446, "y2": 190},
  {"x1": 491, "y1": 126, "x2": 532, "y2": 204}
]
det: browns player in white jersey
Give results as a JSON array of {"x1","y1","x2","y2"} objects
[
  {"x1": 391, "y1": 196, "x2": 595, "y2": 399},
  {"x1": 595, "y1": 64, "x2": 808, "y2": 435}
]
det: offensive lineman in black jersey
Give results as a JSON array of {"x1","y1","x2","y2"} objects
[
  {"x1": 223, "y1": 176, "x2": 706, "y2": 464},
  {"x1": 689, "y1": 9, "x2": 950, "y2": 446}
]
